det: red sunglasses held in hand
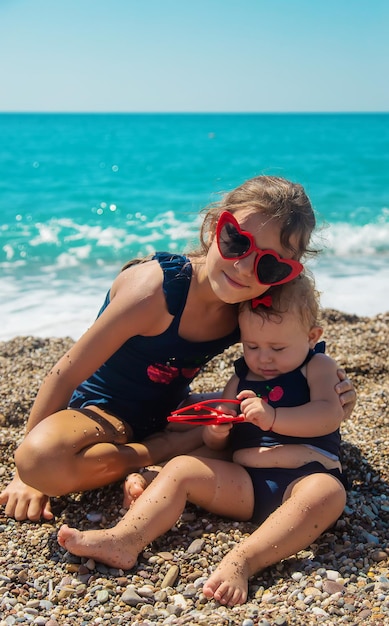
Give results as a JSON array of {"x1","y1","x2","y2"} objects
[{"x1": 168, "y1": 398, "x2": 245, "y2": 425}]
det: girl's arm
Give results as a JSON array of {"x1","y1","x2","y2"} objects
[
  {"x1": 239, "y1": 354, "x2": 344, "y2": 437},
  {"x1": 25, "y1": 261, "x2": 171, "y2": 434},
  {"x1": 202, "y1": 374, "x2": 239, "y2": 450}
]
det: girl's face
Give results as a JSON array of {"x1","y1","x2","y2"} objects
[
  {"x1": 239, "y1": 308, "x2": 322, "y2": 380},
  {"x1": 206, "y1": 210, "x2": 299, "y2": 304}
]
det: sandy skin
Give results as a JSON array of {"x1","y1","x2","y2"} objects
[
  {"x1": 57, "y1": 522, "x2": 249, "y2": 605},
  {"x1": 58, "y1": 453, "x2": 345, "y2": 607},
  {"x1": 58, "y1": 524, "x2": 139, "y2": 571}
]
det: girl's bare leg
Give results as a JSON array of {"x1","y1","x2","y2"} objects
[
  {"x1": 15, "y1": 408, "x2": 204, "y2": 497},
  {"x1": 203, "y1": 473, "x2": 346, "y2": 606},
  {"x1": 58, "y1": 455, "x2": 254, "y2": 570}
]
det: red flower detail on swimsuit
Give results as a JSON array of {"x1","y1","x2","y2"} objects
[
  {"x1": 147, "y1": 363, "x2": 179, "y2": 384},
  {"x1": 181, "y1": 367, "x2": 201, "y2": 379},
  {"x1": 268, "y1": 386, "x2": 284, "y2": 402}
]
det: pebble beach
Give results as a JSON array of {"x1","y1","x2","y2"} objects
[{"x1": 0, "y1": 309, "x2": 388, "y2": 626}]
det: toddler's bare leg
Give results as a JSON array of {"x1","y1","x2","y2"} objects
[
  {"x1": 203, "y1": 472, "x2": 346, "y2": 606},
  {"x1": 122, "y1": 444, "x2": 232, "y2": 508},
  {"x1": 58, "y1": 455, "x2": 254, "y2": 570}
]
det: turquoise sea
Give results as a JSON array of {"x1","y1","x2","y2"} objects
[{"x1": 1, "y1": 113, "x2": 388, "y2": 340}]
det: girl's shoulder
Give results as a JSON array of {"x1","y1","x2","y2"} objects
[
  {"x1": 109, "y1": 253, "x2": 194, "y2": 334},
  {"x1": 112, "y1": 257, "x2": 164, "y2": 300}
]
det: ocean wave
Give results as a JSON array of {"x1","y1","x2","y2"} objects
[
  {"x1": 1, "y1": 213, "x2": 388, "y2": 274},
  {"x1": 314, "y1": 218, "x2": 389, "y2": 256}
]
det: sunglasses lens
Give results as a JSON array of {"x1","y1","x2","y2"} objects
[
  {"x1": 219, "y1": 222, "x2": 251, "y2": 258},
  {"x1": 256, "y1": 254, "x2": 293, "y2": 284}
]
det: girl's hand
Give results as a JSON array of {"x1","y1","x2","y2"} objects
[
  {"x1": 237, "y1": 389, "x2": 275, "y2": 431},
  {"x1": 336, "y1": 369, "x2": 357, "y2": 419},
  {"x1": 203, "y1": 415, "x2": 233, "y2": 450},
  {"x1": 0, "y1": 473, "x2": 53, "y2": 522}
]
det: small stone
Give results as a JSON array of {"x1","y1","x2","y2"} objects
[
  {"x1": 161, "y1": 564, "x2": 179, "y2": 588},
  {"x1": 137, "y1": 584, "x2": 155, "y2": 597},
  {"x1": 274, "y1": 617, "x2": 288, "y2": 626},
  {"x1": 96, "y1": 589, "x2": 110, "y2": 603},
  {"x1": 326, "y1": 569, "x2": 340, "y2": 580},
  {"x1": 121, "y1": 586, "x2": 144, "y2": 606},
  {"x1": 157, "y1": 551, "x2": 174, "y2": 560},
  {"x1": 65, "y1": 563, "x2": 79, "y2": 573},
  {"x1": 371, "y1": 549, "x2": 388, "y2": 562},
  {"x1": 323, "y1": 579, "x2": 345, "y2": 595},
  {"x1": 57, "y1": 587, "x2": 74, "y2": 600},
  {"x1": 361, "y1": 530, "x2": 380, "y2": 544},
  {"x1": 86, "y1": 511, "x2": 103, "y2": 522},
  {"x1": 186, "y1": 538, "x2": 205, "y2": 554},
  {"x1": 304, "y1": 586, "x2": 322, "y2": 597},
  {"x1": 39, "y1": 600, "x2": 54, "y2": 610},
  {"x1": 311, "y1": 607, "x2": 329, "y2": 617},
  {"x1": 171, "y1": 592, "x2": 187, "y2": 609},
  {"x1": 17, "y1": 569, "x2": 29, "y2": 583}
]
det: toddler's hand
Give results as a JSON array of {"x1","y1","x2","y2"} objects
[
  {"x1": 205, "y1": 422, "x2": 233, "y2": 438},
  {"x1": 237, "y1": 389, "x2": 275, "y2": 431},
  {"x1": 202, "y1": 410, "x2": 233, "y2": 449}
]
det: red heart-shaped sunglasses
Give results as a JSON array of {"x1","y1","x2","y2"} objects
[
  {"x1": 168, "y1": 399, "x2": 245, "y2": 425},
  {"x1": 216, "y1": 211, "x2": 303, "y2": 286}
]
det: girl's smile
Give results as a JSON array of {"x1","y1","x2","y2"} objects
[{"x1": 207, "y1": 210, "x2": 299, "y2": 304}]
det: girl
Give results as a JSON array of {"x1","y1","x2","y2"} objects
[
  {"x1": 58, "y1": 273, "x2": 348, "y2": 607},
  {"x1": 0, "y1": 175, "x2": 354, "y2": 522}
]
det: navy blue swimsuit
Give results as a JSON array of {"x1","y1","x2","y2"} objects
[
  {"x1": 69, "y1": 253, "x2": 240, "y2": 440},
  {"x1": 231, "y1": 342, "x2": 341, "y2": 457},
  {"x1": 231, "y1": 344, "x2": 347, "y2": 524}
]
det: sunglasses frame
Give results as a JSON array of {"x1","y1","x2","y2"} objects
[
  {"x1": 168, "y1": 398, "x2": 245, "y2": 425},
  {"x1": 216, "y1": 211, "x2": 303, "y2": 286}
]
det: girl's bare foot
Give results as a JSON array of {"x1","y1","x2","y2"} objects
[
  {"x1": 122, "y1": 467, "x2": 161, "y2": 509},
  {"x1": 57, "y1": 524, "x2": 138, "y2": 570},
  {"x1": 203, "y1": 551, "x2": 250, "y2": 606}
]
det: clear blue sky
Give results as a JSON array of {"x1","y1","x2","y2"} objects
[{"x1": 1, "y1": 0, "x2": 388, "y2": 112}]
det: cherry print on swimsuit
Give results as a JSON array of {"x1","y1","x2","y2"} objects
[
  {"x1": 147, "y1": 363, "x2": 201, "y2": 384},
  {"x1": 146, "y1": 353, "x2": 213, "y2": 384},
  {"x1": 261, "y1": 384, "x2": 284, "y2": 402}
]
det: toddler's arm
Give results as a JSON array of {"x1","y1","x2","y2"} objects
[
  {"x1": 202, "y1": 374, "x2": 239, "y2": 450},
  {"x1": 239, "y1": 354, "x2": 344, "y2": 438}
]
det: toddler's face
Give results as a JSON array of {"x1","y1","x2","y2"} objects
[{"x1": 239, "y1": 308, "x2": 322, "y2": 380}]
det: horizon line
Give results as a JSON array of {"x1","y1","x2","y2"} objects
[{"x1": 0, "y1": 110, "x2": 388, "y2": 115}]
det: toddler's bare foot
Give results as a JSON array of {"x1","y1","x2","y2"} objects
[
  {"x1": 122, "y1": 473, "x2": 147, "y2": 509},
  {"x1": 57, "y1": 524, "x2": 138, "y2": 570},
  {"x1": 122, "y1": 467, "x2": 161, "y2": 509},
  {"x1": 203, "y1": 552, "x2": 250, "y2": 606}
]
